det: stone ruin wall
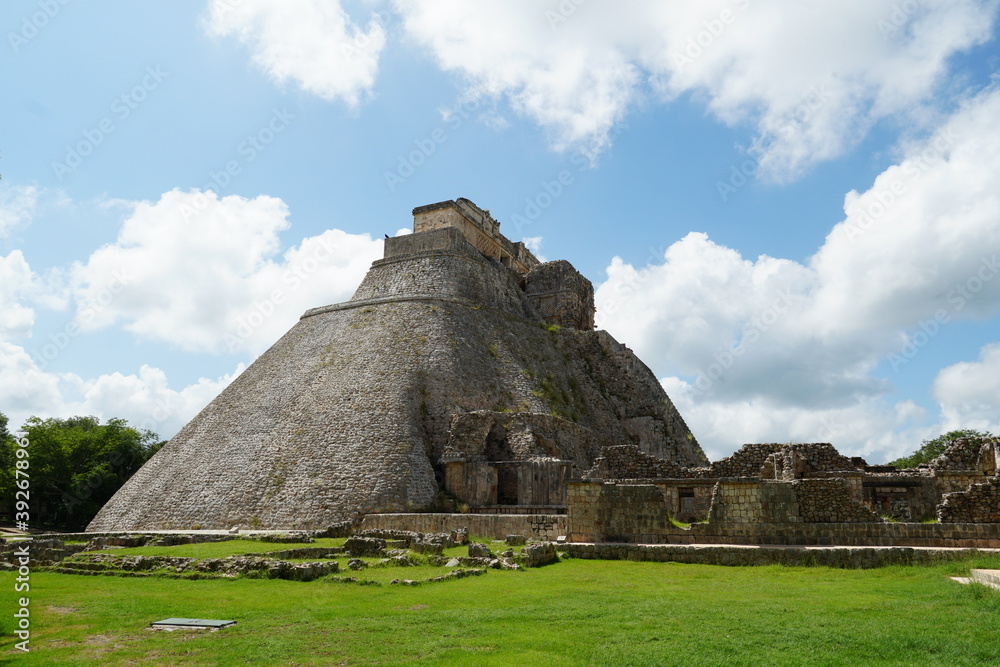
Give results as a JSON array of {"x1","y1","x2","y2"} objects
[
  {"x1": 704, "y1": 479, "x2": 879, "y2": 525},
  {"x1": 708, "y1": 444, "x2": 782, "y2": 478},
  {"x1": 938, "y1": 477, "x2": 1000, "y2": 523},
  {"x1": 584, "y1": 444, "x2": 692, "y2": 480},
  {"x1": 568, "y1": 436, "x2": 1000, "y2": 544},
  {"x1": 523, "y1": 260, "x2": 595, "y2": 331},
  {"x1": 567, "y1": 482, "x2": 669, "y2": 544}
]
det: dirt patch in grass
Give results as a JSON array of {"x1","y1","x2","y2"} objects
[{"x1": 47, "y1": 605, "x2": 79, "y2": 614}]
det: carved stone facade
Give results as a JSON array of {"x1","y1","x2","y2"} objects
[{"x1": 412, "y1": 198, "x2": 540, "y2": 274}]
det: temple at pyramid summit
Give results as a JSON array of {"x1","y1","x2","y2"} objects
[{"x1": 88, "y1": 198, "x2": 707, "y2": 531}]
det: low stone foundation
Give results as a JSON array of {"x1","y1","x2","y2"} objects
[
  {"x1": 569, "y1": 521, "x2": 1000, "y2": 548},
  {"x1": 562, "y1": 543, "x2": 1000, "y2": 568},
  {"x1": 360, "y1": 513, "x2": 566, "y2": 540}
]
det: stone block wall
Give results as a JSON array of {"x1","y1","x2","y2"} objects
[
  {"x1": 938, "y1": 477, "x2": 1000, "y2": 523},
  {"x1": 567, "y1": 481, "x2": 668, "y2": 543},
  {"x1": 584, "y1": 444, "x2": 691, "y2": 480},
  {"x1": 761, "y1": 443, "x2": 862, "y2": 480},
  {"x1": 524, "y1": 260, "x2": 595, "y2": 330},
  {"x1": 934, "y1": 472, "x2": 985, "y2": 497},
  {"x1": 708, "y1": 444, "x2": 781, "y2": 478},
  {"x1": 791, "y1": 479, "x2": 882, "y2": 523},
  {"x1": 653, "y1": 480, "x2": 716, "y2": 523},
  {"x1": 708, "y1": 480, "x2": 763, "y2": 524},
  {"x1": 561, "y1": 543, "x2": 995, "y2": 568},
  {"x1": 929, "y1": 437, "x2": 998, "y2": 473}
]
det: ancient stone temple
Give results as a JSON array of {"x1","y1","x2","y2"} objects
[{"x1": 89, "y1": 198, "x2": 707, "y2": 531}]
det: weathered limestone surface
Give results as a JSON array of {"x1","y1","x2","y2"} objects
[
  {"x1": 707, "y1": 479, "x2": 880, "y2": 525},
  {"x1": 939, "y1": 477, "x2": 1000, "y2": 523},
  {"x1": 89, "y1": 207, "x2": 703, "y2": 531},
  {"x1": 584, "y1": 444, "x2": 690, "y2": 480}
]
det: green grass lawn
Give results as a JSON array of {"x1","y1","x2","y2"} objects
[
  {"x1": 95, "y1": 538, "x2": 348, "y2": 559},
  {"x1": 3, "y1": 551, "x2": 1000, "y2": 665}
]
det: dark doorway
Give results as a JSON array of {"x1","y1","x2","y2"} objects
[{"x1": 497, "y1": 466, "x2": 519, "y2": 505}]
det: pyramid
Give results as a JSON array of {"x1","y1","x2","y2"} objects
[{"x1": 88, "y1": 199, "x2": 707, "y2": 531}]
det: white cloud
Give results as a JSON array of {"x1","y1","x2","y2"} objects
[
  {"x1": 394, "y1": 0, "x2": 996, "y2": 177},
  {"x1": 522, "y1": 236, "x2": 546, "y2": 262},
  {"x1": 0, "y1": 184, "x2": 38, "y2": 239},
  {"x1": 73, "y1": 363, "x2": 245, "y2": 436},
  {"x1": 69, "y1": 189, "x2": 383, "y2": 355},
  {"x1": 0, "y1": 251, "x2": 38, "y2": 341},
  {"x1": 205, "y1": 0, "x2": 387, "y2": 106},
  {"x1": 0, "y1": 337, "x2": 242, "y2": 439},
  {"x1": 596, "y1": 85, "x2": 1000, "y2": 459},
  {"x1": 663, "y1": 375, "x2": 931, "y2": 463},
  {"x1": 934, "y1": 343, "x2": 1000, "y2": 433}
]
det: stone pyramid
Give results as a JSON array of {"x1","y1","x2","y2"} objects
[{"x1": 89, "y1": 199, "x2": 707, "y2": 531}]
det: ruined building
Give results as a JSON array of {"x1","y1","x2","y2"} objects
[
  {"x1": 89, "y1": 198, "x2": 706, "y2": 531},
  {"x1": 568, "y1": 436, "x2": 1000, "y2": 545}
]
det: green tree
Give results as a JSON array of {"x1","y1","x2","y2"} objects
[
  {"x1": 889, "y1": 429, "x2": 993, "y2": 468},
  {"x1": 0, "y1": 413, "x2": 165, "y2": 530}
]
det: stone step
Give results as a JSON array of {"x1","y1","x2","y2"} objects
[
  {"x1": 951, "y1": 569, "x2": 1000, "y2": 591},
  {"x1": 971, "y1": 569, "x2": 1000, "y2": 589}
]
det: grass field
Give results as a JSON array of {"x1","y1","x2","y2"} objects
[{"x1": 3, "y1": 542, "x2": 1000, "y2": 666}]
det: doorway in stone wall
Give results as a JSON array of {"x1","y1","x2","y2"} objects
[{"x1": 497, "y1": 466, "x2": 518, "y2": 505}]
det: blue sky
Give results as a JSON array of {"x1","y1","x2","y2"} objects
[{"x1": 3, "y1": 0, "x2": 1000, "y2": 462}]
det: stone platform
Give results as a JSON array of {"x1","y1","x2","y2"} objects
[{"x1": 563, "y1": 542, "x2": 1000, "y2": 569}]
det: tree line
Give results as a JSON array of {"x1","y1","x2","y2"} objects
[{"x1": 0, "y1": 411, "x2": 163, "y2": 531}]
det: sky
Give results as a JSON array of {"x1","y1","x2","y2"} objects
[{"x1": 2, "y1": 0, "x2": 1000, "y2": 464}]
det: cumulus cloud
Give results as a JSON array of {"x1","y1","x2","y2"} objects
[
  {"x1": 70, "y1": 363, "x2": 245, "y2": 436},
  {"x1": 69, "y1": 189, "x2": 383, "y2": 355},
  {"x1": 0, "y1": 337, "x2": 242, "y2": 439},
  {"x1": 394, "y1": 0, "x2": 996, "y2": 177},
  {"x1": 0, "y1": 251, "x2": 39, "y2": 341},
  {"x1": 597, "y1": 85, "x2": 1000, "y2": 460},
  {"x1": 205, "y1": 0, "x2": 387, "y2": 106},
  {"x1": 0, "y1": 184, "x2": 38, "y2": 239},
  {"x1": 934, "y1": 343, "x2": 1000, "y2": 433},
  {"x1": 663, "y1": 375, "x2": 931, "y2": 463}
]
